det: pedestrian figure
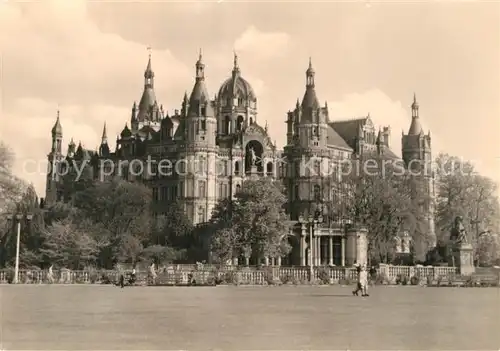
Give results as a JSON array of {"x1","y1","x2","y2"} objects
[
  {"x1": 47, "y1": 265, "x2": 54, "y2": 284},
  {"x1": 119, "y1": 273, "x2": 125, "y2": 288},
  {"x1": 352, "y1": 262, "x2": 363, "y2": 296},
  {"x1": 149, "y1": 263, "x2": 157, "y2": 285},
  {"x1": 359, "y1": 265, "x2": 370, "y2": 297}
]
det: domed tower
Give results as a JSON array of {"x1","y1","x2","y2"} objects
[
  {"x1": 181, "y1": 51, "x2": 218, "y2": 225},
  {"x1": 217, "y1": 53, "x2": 257, "y2": 137},
  {"x1": 402, "y1": 94, "x2": 436, "y2": 249},
  {"x1": 45, "y1": 110, "x2": 64, "y2": 206}
]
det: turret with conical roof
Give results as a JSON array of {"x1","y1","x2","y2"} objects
[
  {"x1": 185, "y1": 51, "x2": 216, "y2": 146},
  {"x1": 295, "y1": 58, "x2": 328, "y2": 149},
  {"x1": 136, "y1": 49, "x2": 162, "y2": 126},
  {"x1": 402, "y1": 94, "x2": 436, "y2": 248}
]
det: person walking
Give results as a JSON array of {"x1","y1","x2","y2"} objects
[
  {"x1": 360, "y1": 265, "x2": 370, "y2": 297},
  {"x1": 352, "y1": 262, "x2": 363, "y2": 296},
  {"x1": 47, "y1": 265, "x2": 54, "y2": 284}
]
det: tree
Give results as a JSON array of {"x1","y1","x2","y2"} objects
[
  {"x1": 39, "y1": 218, "x2": 99, "y2": 269},
  {"x1": 337, "y1": 157, "x2": 432, "y2": 263},
  {"x1": 0, "y1": 142, "x2": 25, "y2": 211},
  {"x1": 435, "y1": 153, "x2": 500, "y2": 264},
  {"x1": 209, "y1": 179, "x2": 291, "y2": 264},
  {"x1": 72, "y1": 179, "x2": 153, "y2": 268}
]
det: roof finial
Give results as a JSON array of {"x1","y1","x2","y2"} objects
[
  {"x1": 147, "y1": 45, "x2": 152, "y2": 58},
  {"x1": 413, "y1": 92, "x2": 417, "y2": 104},
  {"x1": 308, "y1": 56, "x2": 312, "y2": 69},
  {"x1": 233, "y1": 50, "x2": 239, "y2": 70},
  {"x1": 198, "y1": 48, "x2": 202, "y2": 61}
]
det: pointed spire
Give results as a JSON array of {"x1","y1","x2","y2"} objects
[
  {"x1": 51, "y1": 109, "x2": 62, "y2": 136},
  {"x1": 265, "y1": 120, "x2": 268, "y2": 133},
  {"x1": 306, "y1": 57, "x2": 315, "y2": 87},
  {"x1": 195, "y1": 48, "x2": 205, "y2": 80},
  {"x1": 408, "y1": 93, "x2": 423, "y2": 135},
  {"x1": 101, "y1": 122, "x2": 108, "y2": 144}
]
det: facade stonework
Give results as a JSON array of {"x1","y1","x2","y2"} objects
[{"x1": 45, "y1": 53, "x2": 436, "y2": 265}]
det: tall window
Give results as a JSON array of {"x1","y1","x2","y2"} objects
[
  {"x1": 152, "y1": 187, "x2": 158, "y2": 202},
  {"x1": 198, "y1": 180, "x2": 206, "y2": 197},
  {"x1": 198, "y1": 206, "x2": 205, "y2": 223},
  {"x1": 313, "y1": 185, "x2": 321, "y2": 202}
]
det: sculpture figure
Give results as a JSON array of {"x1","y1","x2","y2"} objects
[
  {"x1": 249, "y1": 146, "x2": 257, "y2": 166},
  {"x1": 450, "y1": 216, "x2": 469, "y2": 245}
]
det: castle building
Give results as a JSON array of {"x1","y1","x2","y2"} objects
[{"x1": 45, "y1": 52, "x2": 436, "y2": 266}]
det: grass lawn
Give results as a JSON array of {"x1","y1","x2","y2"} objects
[{"x1": 0, "y1": 285, "x2": 498, "y2": 350}]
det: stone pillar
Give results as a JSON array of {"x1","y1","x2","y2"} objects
[
  {"x1": 328, "y1": 236, "x2": 333, "y2": 266},
  {"x1": 451, "y1": 243, "x2": 475, "y2": 276},
  {"x1": 232, "y1": 257, "x2": 239, "y2": 266},
  {"x1": 345, "y1": 229, "x2": 357, "y2": 266},
  {"x1": 341, "y1": 237, "x2": 346, "y2": 266},
  {"x1": 356, "y1": 228, "x2": 368, "y2": 267},
  {"x1": 300, "y1": 225, "x2": 306, "y2": 266},
  {"x1": 245, "y1": 257, "x2": 250, "y2": 266},
  {"x1": 316, "y1": 237, "x2": 321, "y2": 266},
  {"x1": 265, "y1": 257, "x2": 269, "y2": 266},
  {"x1": 277, "y1": 256, "x2": 282, "y2": 266}
]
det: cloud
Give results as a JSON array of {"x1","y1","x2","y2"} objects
[
  {"x1": 327, "y1": 89, "x2": 445, "y2": 158},
  {"x1": 0, "y1": 0, "x2": 191, "y2": 195},
  {"x1": 234, "y1": 25, "x2": 293, "y2": 61}
]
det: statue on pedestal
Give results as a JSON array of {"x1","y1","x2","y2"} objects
[
  {"x1": 450, "y1": 216, "x2": 469, "y2": 245},
  {"x1": 249, "y1": 146, "x2": 257, "y2": 166},
  {"x1": 448, "y1": 216, "x2": 475, "y2": 275}
]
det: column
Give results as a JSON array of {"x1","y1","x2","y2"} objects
[
  {"x1": 328, "y1": 236, "x2": 333, "y2": 266},
  {"x1": 300, "y1": 234, "x2": 306, "y2": 266},
  {"x1": 356, "y1": 228, "x2": 368, "y2": 266},
  {"x1": 345, "y1": 229, "x2": 357, "y2": 266},
  {"x1": 316, "y1": 237, "x2": 321, "y2": 266},
  {"x1": 341, "y1": 237, "x2": 346, "y2": 266},
  {"x1": 277, "y1": 256, "x2": 282, "y2": 266},
  {"x1": 265, "y1": 257, "x2": 269, "y2": 266}
]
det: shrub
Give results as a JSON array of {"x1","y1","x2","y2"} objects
[
  {"x1": 339, "y1": 277, "x2": 353, "y2": 285},
  {"x1": 317, "y1": 267, "x2": 331, "y2": 285},
  {"x1": 281, "y1": 273, "x2": 300, "y2": 285},
  {"x1": 410, "y1": 275, "x2": 420, "y2": 285},
  {"x1": 426, "y1": 275, "x2": 433, "y2": 286},
  {"x1": 223, "y1": 271, "x2": 240, "y2": 285},
  {"x1": 374, "y1": 273, "x2": 388, "y2": 285},
  {"x1": 396, "y1": 274, "x2": 409, "y2": 285}
]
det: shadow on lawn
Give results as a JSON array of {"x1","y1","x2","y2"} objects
[{"x1": 309, "y1": 294, "x2": 353, "y2": 298}]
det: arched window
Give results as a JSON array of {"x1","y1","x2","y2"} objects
[
  {"x1": 225, "y1": 116, "x2": 231, "y2": 134},
  {"x1": 234, "y1": 161, "x2": 240, "y2": 175},
  {"x1": 249, "y1": 117, "x2": 253, "y2": 125},
  {"x1": 266, "y1": 162, "x2": 273, "y2": 175},
  {"x1": 236, "y1": 184, "x2": 241, "y2": 193},
  {"x1": 294, "y1": 185, "x2": 300, "y2": 200},
  {"x1": 313, "y1": 185, "x2": 321, "y2": 202},
  {"x1": 236, "y1": 116, "x2": 244, "y2": 132}
]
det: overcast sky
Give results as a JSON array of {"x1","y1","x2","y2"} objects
[{"x1": 1, "y1": 0, "x2": 499, "y2": 196}]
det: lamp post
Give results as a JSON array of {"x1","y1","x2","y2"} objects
[{"x1": 6, "y1": 213, "x2": 33, "y2": 284}]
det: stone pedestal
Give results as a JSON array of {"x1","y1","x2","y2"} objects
[
  {"x1": 249, "y1": 165, "x2": 258, "y2": 179},
  {"x1": 450, "y1": 243, "x2": 475, "y2": 276},
  {"x1": 345, "y1": 227, "x2": 368, "y2": 266}
]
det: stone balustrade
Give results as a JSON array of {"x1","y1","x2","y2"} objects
[{"x1": 0, "y1": 265, "x2": 458, "y2": 285}]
